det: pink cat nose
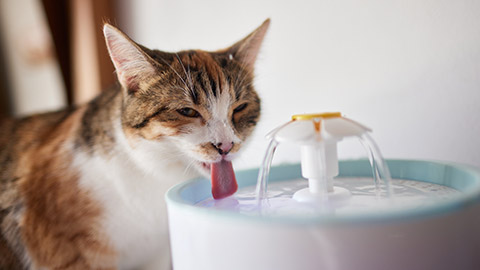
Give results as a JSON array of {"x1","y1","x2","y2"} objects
[{"x1": 212, "y1": 141, "x2": 234, "y2": 155}]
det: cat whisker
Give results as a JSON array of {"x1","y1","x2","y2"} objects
[
  {"x1": 183, "y1": 159, "x2": 198, "y2": 176},
  {"x1": 231, "y1": 57, "x2": 256, "y2": 100},
  {"x1": 175, "y1": 53, "x2": 197, "y2": 102},
  {"x1": 233, "y1": 73, "x2": 251, "y2": 99},
  {"x1": 175, "y1": 53, "x2": 194, "y2": 91},
  {"x1": 172, "y1": 86, "x2": 194, "y2": 100},
  {"x1": 157, "y1": 57, "x2": 193, "y2": 96}
]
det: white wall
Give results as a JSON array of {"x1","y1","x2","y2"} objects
[
  {"x1": 0, "y1": 0, "x2": 66, "y2": 116},
  {"x1": 119, "y1": 0, "x2": 480, "y2": 168}
]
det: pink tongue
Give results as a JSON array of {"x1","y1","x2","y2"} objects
[{"x1": 211, "y1": 160, "x2": 238, "y2": 199}]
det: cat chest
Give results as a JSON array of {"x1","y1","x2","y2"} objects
[
  {"x1": 78, "y1": 166, "x2": 172, "y2": 268},
  {"x1": 74, "y1": 146, "x2": 195, "y2": 268},
  {"x1": 104, "y1": 187, "x2": 168, "y2": 268}
]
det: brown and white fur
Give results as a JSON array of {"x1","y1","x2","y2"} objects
[{"x1": 0, "y1": 19, "x2": 270, "y2": 270}]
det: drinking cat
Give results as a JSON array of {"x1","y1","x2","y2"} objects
[{"x1": 0, "y1": 19, "x2": 270, "y2": 270}]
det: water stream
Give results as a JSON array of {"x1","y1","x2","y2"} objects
[
  {"x1": 196, "y1": 117, "x2": 458, "y2": 217},
  {"x1": 254, "y1": 126, "x2": 394, "y2": 206},
  {"x1": 359, "y1": 133, "x2": 393, "y2": 198},
  {"x1": 254, "y1": 139, "x2": 278, "y2": 202}
]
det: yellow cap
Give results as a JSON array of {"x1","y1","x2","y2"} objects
[{"x1": 292, "y1": 112, "x2": 342, "y2": 121}]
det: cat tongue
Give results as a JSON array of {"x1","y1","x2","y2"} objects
[{"x1": 211, "y1": 160, "x2": 238, "y2": 199}]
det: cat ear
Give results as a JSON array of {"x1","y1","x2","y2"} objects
[
  {"x1": 103, "y1": 24, "x2": 157, "y2": 93},
  {"x1": 226, "y1": 19, "x2": 270, "y2": 69}
]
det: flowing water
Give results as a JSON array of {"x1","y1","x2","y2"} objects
[
  {"x1": 254, "y1": 131, "x2": 394, "y2": 203},
  {"x1": 197, "y1": 121, "x2": 458, "y2": 217},
  {"x1": 359, "y1": 133, "x2": 393, "y2": 197},
  {"x1": 254, "y1": 139, "x2": 278, "y2": 202}
]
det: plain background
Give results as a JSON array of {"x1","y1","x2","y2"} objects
[
  {"x1": 116, "y1": 0, "x2": 480, "y2": 169},
  {"x1": 3, "y1": 0, "x2": 480, "y2": 169}
]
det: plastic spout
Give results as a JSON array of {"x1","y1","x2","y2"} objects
[
  {"x1": 258, "y1": 112, "x2": 391, "y2": 205},
  {"x1": 293, "y1": 120, "x2": 350, "y2": 203},
  {"x1": 300, "y1": 141, "x2": 338, "y2": 193},
  {"x1": 270, "y1": 113, "x2": 371, "y2": 203}
]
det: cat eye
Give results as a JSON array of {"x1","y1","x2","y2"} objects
[
  {"x1": 233, "y1": 103, "x2": 248, "y2": 114},
  {"x1": 177, "y1": 108, "x2": 200, "y2": 118}
]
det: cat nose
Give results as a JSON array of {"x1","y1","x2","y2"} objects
[{"x1": 212, "y1": 141, "x2": 234, "y2": 155}]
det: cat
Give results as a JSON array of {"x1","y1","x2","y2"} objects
[{"x1": 0, "y1": 19, "x2": 270, "y2": 270}]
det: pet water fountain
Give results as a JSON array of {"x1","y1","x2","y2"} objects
[{"x1": 166, "y1": 113, "x2": 480, "y2": 270}]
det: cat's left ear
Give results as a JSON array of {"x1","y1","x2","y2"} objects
[
  {"x1": 225, "y1": 19, "x2": 270, "y2": 70},
  {"x1": 103, "y1": 24, "x2": 157, "y2": 93}
]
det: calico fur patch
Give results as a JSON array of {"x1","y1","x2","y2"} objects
[{"x1": 0, "y1": 19, "x2": 270, "y2": 269}]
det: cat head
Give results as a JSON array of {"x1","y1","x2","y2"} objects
[{"x1": 103, "y1": 20, "x2": 269, "y2": 176}]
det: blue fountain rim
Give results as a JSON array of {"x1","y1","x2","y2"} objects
[{"x1": 165, "y1": 159, "x2": 480, "y2": 225}]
